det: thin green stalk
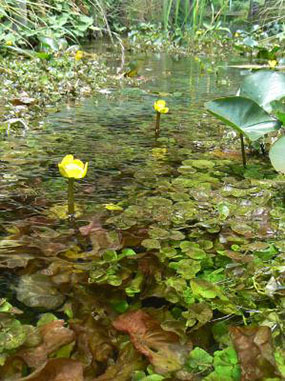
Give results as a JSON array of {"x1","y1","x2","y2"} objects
[
  {"x1": 155, "y1": 111, "x2": 161, "y2": 138},
  {"x1": 68, "y1": 178, "x2": 75, "y2": 217},
  {"x1": 184, "y1": 0, "x2": 190, "y2": 27},
  {"x1": 163, "y1": 0, "x2": 174, "y2": 30},
  {"x1": 240, "y1": 133, "x2": 247, "y2": 168},
  {"x1": 175, "y1": 0, "x2": 181, "y2": 27}
]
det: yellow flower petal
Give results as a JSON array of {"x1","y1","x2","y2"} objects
[
  {"x1": 160, "y1": 107, "x2": 169, "y2": 114},
  {"x1": 268, "y1": 60, "x2": 277, "y2": 68},
  {"x1": 75, "y1": 50, "x2": 84, "y2": 60},
  {"x1": 72, "y1": 159, "x2": 85, "y2": 169},
  {"x1": 61, "y1": 155, "x2": 74, "y2": 166},
  {"x1": 58, "y1": 155, "x2": 88, "y2": 179},
  {"x1": 154, "y1": 99, "x2": 169, "y2": 113},
  {"x1": 104, "y1": 203, "x2": 123, "y2": 211}
]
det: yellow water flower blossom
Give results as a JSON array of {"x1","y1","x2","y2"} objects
[
  {"x1": 268, "y1": 60, "x2": 278, "y2": 69},
  {"x1": 5, "y1": 40, "x2": 13, "y2": 46},
  {"x1": 58, "y1": 155, "x2": 88, "y2": 179},
  {"x1": 75, "y1": 50, "x2": 84, "y2": 61},
  {"x1": 154, "y1": 100, "x2": 169, "y2": 114}
]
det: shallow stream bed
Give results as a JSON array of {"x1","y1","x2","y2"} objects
[{"x1": 0, "y1": 47, "x2": 284, "y2": 380}]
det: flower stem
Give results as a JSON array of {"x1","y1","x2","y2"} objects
[
  {"x1": 240, "y1": 133, "x2": 246, "y2": 168},
  {"x1": 155, "y1": 111, "x2": 161, "y2": 138},
  {"x1": 68, "y1": 178, "x2": 75, "y2": 217}
]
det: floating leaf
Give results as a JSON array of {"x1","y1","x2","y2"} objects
[
  {"x1": 204, "y1": 346, "x2": 241, "y2": 381},
  {"x1": 186, "y1": 347, "x2": 213, "y2": 373}
]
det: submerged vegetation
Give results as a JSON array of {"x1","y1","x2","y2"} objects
[{"x1": 1, "y1": 0, "x2": 285, "y2": 380}]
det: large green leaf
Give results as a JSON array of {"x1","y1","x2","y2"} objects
[
  {"x1": 269, "y1": 136, "x2": 285, "y2": 173},
  {"x1": 205, "y1": 96, "x2": 281, "y2": 141},
  {"x1": 239, "y1": 70, "x2": 285, "y2": 112}
]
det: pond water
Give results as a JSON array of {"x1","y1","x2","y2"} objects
[
  {"x1": 0, "y1": 45, "x2": 284, "y2": 379},
  {"x1": 1, "y1": 50, "x2": 244, "y2": 220}
]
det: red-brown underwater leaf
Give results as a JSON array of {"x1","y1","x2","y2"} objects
[
  {"x1": 18, "y1": 320, "x2": 75, "y2": 368},
  {"x1": 230, "y1": 326, "x2": 280, "y2": 381},
  {"x1": 70, "y1": 317, "x2": 113, "y2": 370},
  {"x1": 93, "y1": 342, "x2": 145, "y2": 381},
  {"x1": 80, "y1": 220, "x2": 122, "y2": 255},
  {"x1": 18, "y1": 358, "x2": 84, "y2": 381},
  {"x1": 113, "y1": 310, "x2": 192, "y2": 374}
]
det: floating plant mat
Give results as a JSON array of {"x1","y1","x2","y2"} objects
[{"x1": 0, "y1": 52, "x2": 285, "y2": 380}]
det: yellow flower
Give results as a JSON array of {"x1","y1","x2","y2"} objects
[
  {"x1": 268, "y1": 60, "x2": 277, "y2": 69},
  {"x1": 5, "y1": 40, "x2": 13, "y2": 46},
  {"x1": 234, "y1": 32, "x2": 240, "y2": 38},
  {"x1": 75, "y1": 50, "x2": 84, "y2": 61},
  {"x1": 154, "y1": 100, "x2": 169, "y2": 114},
  {"x1": 58, "y1": 155, "x2": 88, "y2": 179},
  {"x1": 104, "y1": 203, "x2": 123, "y2": 211}
]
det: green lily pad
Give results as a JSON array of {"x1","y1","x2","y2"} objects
[
  {"x1": 239, "y1": 70, "x2": 285, "y2": 112},
  {"x1": 269, "y1": 136, "x2": 285, "y2": 174},
  {"x1": 205, "y1": 96, "x2": 281, "y2": 141}
]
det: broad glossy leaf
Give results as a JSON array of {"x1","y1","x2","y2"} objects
[
  {"x1": 269, "y1": 136, "x2": 285, "y2": 173},
  {"x1": 239, "y1": 70, "x2": 285, "y2": 112},
  {"x1": 205, "y1": 96, "x2": 281, "y2": 141}
]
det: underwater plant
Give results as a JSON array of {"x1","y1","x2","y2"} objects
[
  {"x1": 58, "y1": 154, "x2": 88, "y2": 218},
  {"x1": 153, "y1": 100, "x2": 169, "y2": 138}
]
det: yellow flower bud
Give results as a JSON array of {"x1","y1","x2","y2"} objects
[
  {"x1": 268, "y1": 60, "x2": 278, "y2": 69},
  {"x1": 58, "y1": 155, "x2": 88, "y2": 179},
  {"x1": 153, "y1": 100, "x2": 169, "y2": 114},
  {"x1": 75, "y1": 50, "x2": 84, "y2": 61}
]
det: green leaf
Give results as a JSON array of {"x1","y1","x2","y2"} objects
[
  {"x1": 204, "y1": 346, "x2": 241, "y2": 381},
  {"x1": 0, "y1": 319, "x2": 27, "y2": 352},
  {"x1": 190, "y1": 279, "x2": 228, "y2": 300},
  {"x1": 239, "y1": 70, "x2": 285, "y2": 112},
  {"x1": 38, "y1": 36, "x2": 60, "y2": 52},
  {"x1": 186, "y1": 347, "x2": 213, "y2": 373},
  {"x1": 103, "y1": 249, "x2": 118, "y2": 262},
  {"x1": 205, "y1": 96, "x2": 281, "y2": 141},
  {"x1": 111, "y1": 300, "x2": 129, "y2": 314},
  {"x1": 269, "y1": 136, "x2": 285, "y2": 173}
]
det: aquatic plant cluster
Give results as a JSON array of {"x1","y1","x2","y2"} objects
[
  {"x1": 1, "y1": 61, "x2": 285, "y2": 380},
  {"x1": 0, "y1": 49, "x2": 113, "y2": 130},
  {"x1": 1, "y1": 6, "x2": 285, "y2": 376}
]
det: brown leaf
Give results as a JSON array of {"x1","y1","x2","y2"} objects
[
  {"x1": 18, "y1": 320, "x2": 75, "y2": 368},
  {"x1": 113, "y1": 310, "x2": 191, "y2": 374},
  {"x1": 19, "y1": 359, "x2": 84, "y2": 381},
  {"x1": 230, "y1": 326, "x2": 280, "y2": 380},
  {"x1": 93, "y1": 342, "x2": 145, "y2": 381},
  {"x1": 70, "y1": 317, "x2": 113, "y2": 367}
]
